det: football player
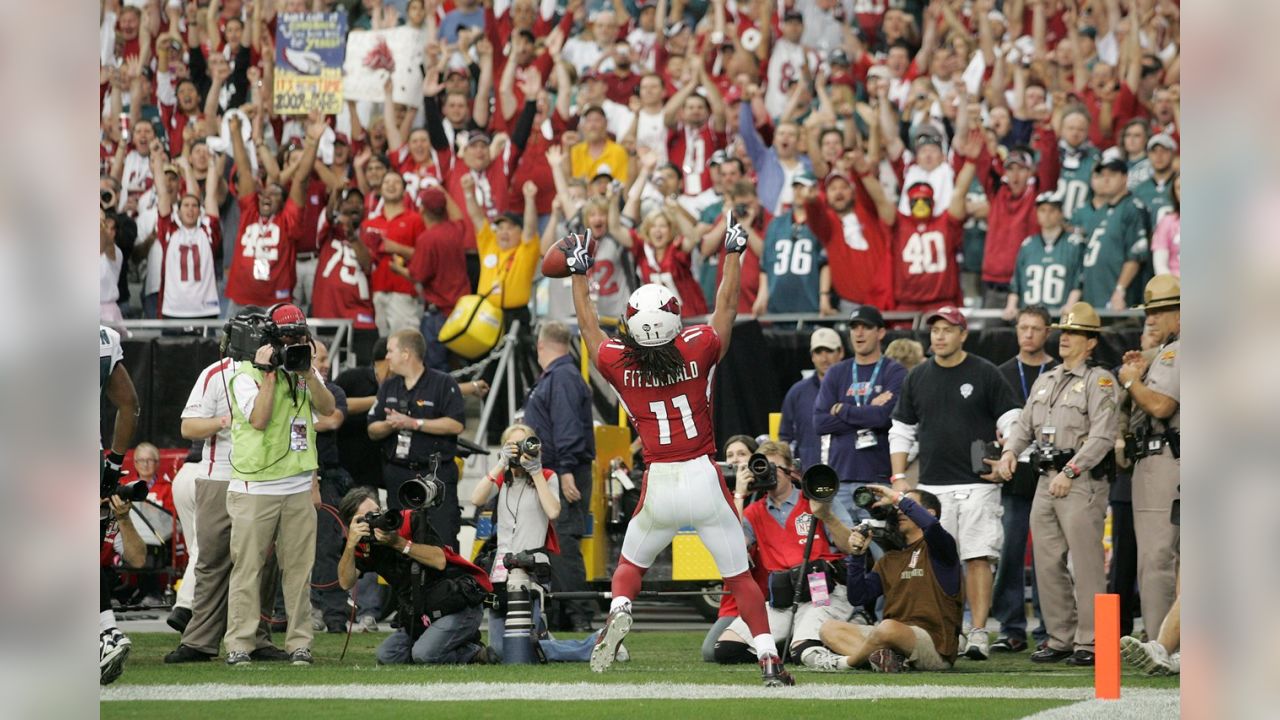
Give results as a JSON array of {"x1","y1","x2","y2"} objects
[{"x1": 567, "y1": 214, "x2": 796, "y2": 686}]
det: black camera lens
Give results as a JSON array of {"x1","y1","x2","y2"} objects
[
  {"x1": 520, "y1": 436, "x2": 541, "y2": 458},
  {"x1": 852, "y1": 485, "x2": 876, "y2": 509}
]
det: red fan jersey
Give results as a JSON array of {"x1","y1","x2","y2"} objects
[
  {"x1": 891, "y1": 211, "x2": 965, "y2": 308},
  {"x1": 311, "y1": 215, "x2": 376, "y2": 329},
  {"x1": 631, "y1": 237, "x2": 708, "y2": 317},
  {"x1": 225, "y1": 194, "x2": 301, "y2": 306},
  {"x1": 363, "y1": 206, "x2": 426, "y2": 297},
  {"x1": 596, "y1": 326, "x2": 721, "y2": 464}
]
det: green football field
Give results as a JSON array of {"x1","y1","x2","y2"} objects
[{"x1": 101, "y1": 631, "x2": 1179, "y2": 719}]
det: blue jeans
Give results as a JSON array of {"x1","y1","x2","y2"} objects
[
  {"x1": 375, "y1": 605, "x2": 484, "y2": 664},
  {"x1": 418, "y1": 308, "x2": 450, "y2": 373},
  {"x1": 991, "y1": 493, "x2": 1048, "y2": 642},
  {"x1": 488, "y1": 597, "x2": 599, "y2": 662}
]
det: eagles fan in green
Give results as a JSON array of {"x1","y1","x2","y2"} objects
[
  {"x1": 1070, "y1": 149, "x2": 1150, "y2": 309},
  {"x1": 1131, "y1": 134, "x2": 1178, "y2": 230},
  {"x1": 1002, "y1": 194, "x2": 1086, "y2": 319},
  {"x1": 1048, "y1": 109, "x2": 1100, "y2": 219}
]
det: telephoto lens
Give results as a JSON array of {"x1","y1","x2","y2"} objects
[{"x1": 361, "y1": 510, "x2": 402, "y2": 534}]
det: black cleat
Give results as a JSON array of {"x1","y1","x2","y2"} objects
[
  {"x1": 1030, "y1": 646, "x2": 1074, "y2": 664},
  {"x1": 163, "y1": 644, "x2": 215, "y2": 664},
  {"x1": 759, "y1": 654, "x2": 796, "y2": 686}
]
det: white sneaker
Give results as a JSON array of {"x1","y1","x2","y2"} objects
[
  {"x1": 1168, "y1": 651, "x2": 1180, "y2": 675},
  {"x1": 351, "y1": 615, "x2": 378, "y2": 633},
  {"x1": 801, "y1": 645, "x2": 847, "y2": 672},
  {"x1": 1120, "y1": 636, "x2": 1174, "y2": 676},
  {"x1": 100, "y1": 629, "x2": 132, "y2": 685},
  {"x1": 310, "y1": 607, "x2": 326, "y2": 632},
  {"x1": 963, "y1": 628, "x2": 990, "y2": 660},
  {"x1": 590, "y1": 606, "x2": 632, "y2": 673}
]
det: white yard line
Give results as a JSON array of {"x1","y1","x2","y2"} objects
[{"x1": 102, "y1": 682, "x2": 1179, "y2": 705}]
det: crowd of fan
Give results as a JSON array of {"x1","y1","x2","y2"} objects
[{"x1": 99, "y1": 0, "x2": 1181, "y2": 366}]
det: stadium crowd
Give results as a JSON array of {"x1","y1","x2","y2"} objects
[{"x1": 97, "y1": 0, "x2": 1182, "y2": 684}]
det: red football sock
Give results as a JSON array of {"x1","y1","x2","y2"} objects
[
  {"x1": 611, "y1": 556, "x2": 646, "y2": 605},
  {"x1": 724, "y1": 571, "x2": 770, "y2": 638}
]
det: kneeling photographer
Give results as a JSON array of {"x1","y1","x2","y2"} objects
[
  {"x1": 223, "y1": 303, "x2": 336, "y2": 666},
  {"x1": 470, "y1": 424, "x2": 603, "y2": 663},
  {"x1": 337, "y1": 485, "x2": 495, "y2": 665},
  {"x1": 819, "y1": 485, "x2": 962, "y2": 672},
  {"x1": 715, "y1": 442, "x2": 858, "y2": 671}
]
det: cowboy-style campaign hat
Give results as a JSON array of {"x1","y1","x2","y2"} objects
[
  {"x1": 1052, "y1": 302, "x2": 1103, "y2": 333},
  {"x1": 1139, "y1": 274, "x2": 1181, "y2": 311}
]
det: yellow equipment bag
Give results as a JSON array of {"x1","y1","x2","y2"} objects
[{"x1": 438, "y1": 294, "x2": 503, "y2": 359}]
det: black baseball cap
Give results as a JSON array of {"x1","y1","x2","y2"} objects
[{"x1": 848, "y1": 305, "x2": 885, "y2": 328}]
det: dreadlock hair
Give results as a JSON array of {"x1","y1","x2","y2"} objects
[{"x1": 614, "y1": 329, "x2": 688, "y2": 386}]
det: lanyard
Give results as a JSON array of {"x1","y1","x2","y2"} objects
[
  {"x1": 851, "y1": 357, "x2": 884, "y2": 408},
  {"x1": 1018, "y1": 360, "x2": 1046, "y2": 401}
]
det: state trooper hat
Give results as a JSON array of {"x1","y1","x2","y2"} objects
[
  {"x1": 1052, "y1": 302, "x2": 1103, "y2": 333},
  {"x1": 1139, "y1": 274, "x2": 1181, "y2": 311}
]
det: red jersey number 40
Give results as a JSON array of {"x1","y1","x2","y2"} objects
[{"x1": 649, "y1": 394, "x2": 697, "y2": 446}]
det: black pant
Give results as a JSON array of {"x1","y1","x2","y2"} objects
[
  {"x1": 101, "y1": 567, "x2": 115, "y2": 613},
  {"x1": 312, "y1": 467, "x2": 355, "y2": 628},
  {"x1": 384, "y1": 462, "x2": 462, "y2": 552},
  {"x1": 547, "y1": 462, "x2": 595, "y2": 628},
  {"x1": 1108, "y1": 497, "x2": 1140, "y2": 637}
]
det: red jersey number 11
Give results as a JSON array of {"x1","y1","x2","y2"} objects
[{"x1": 649, "y1": 394, "x2": 698, "y2": 446}]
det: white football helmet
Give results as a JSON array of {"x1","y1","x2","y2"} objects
[{"x1": 625, "y1": 284, "x2": 682, "y2": 347}]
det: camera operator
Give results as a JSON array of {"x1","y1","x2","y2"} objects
[
  {"x1": 368, "y1": 330, "x2": 466, "y2": 549},
  {"x1": 819, "y1": 486, "x2": 963, "y2": 672},
  {"x1": 99, "y1": 324, "x2": 138, "y2": 685},
  {"x1": 1116, "y1": 275, "x2": 1181, "y2": 638},
  {"x1": 166, "y1": 307, "x2": 286, "y2": 664},
  {"x1": 337, "y1": 488, "x2": 495, "y2": 665},
  {"x1": 997, "y1": 302, "x2": 1119, "y2": 666},
  {"x1": 223, "y1": 303, "x2": 336, "y2": 666},
  {"x1": 310, "y1": 340, "x2": 352, "y2": 633},
  {"x1": 716, "y1": 442, "x2": 858, "y2": 671},
  {"x1": 521, "y1": 321, "x2": 598, "y2": 633},
  {"x1": 471, "y1": 424, "x2": 603, "y2": 662}
]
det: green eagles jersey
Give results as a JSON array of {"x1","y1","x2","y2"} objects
[
  {"x1": 1053, "y1": 143, "x2": 1100, "y2": 219},
  {"x1": 1131, "y1": 175, "x2": 1175, "y2": 230},
  {"x1": 1010, "y1": 231, "x2": 1087, "y2": 310},
  {"x1": 1071, "y1": 194, "x2": 1151, "y2": 307},
  {"x1": 762, "y1": 212, "x2": 827, "y2": 313},
  {"x1": 961, "y1": 177, "x2": 988, "y2": 274}
]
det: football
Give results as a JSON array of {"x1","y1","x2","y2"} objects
[{"x1": 540, "y1": 234, "x2": 597, "y2": 279}]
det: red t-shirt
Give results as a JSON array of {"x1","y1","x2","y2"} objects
[
  {"x1": 1079, "y1": 83, "x2": 1143, "y2": 150},
  {"x1": 226, "y1": 194, "x2": 301, "y2": 306},
  {"x1": 891, "y1": 211, "x2": 965, "y2": 308},
  {"x1": 982, "y1": 183, "x2": 1041, "y2": 285},
  {"x1": 297, "y1": 175, "x2": 330, "y2": 254},
  {"x1": 596, "y1": 325, "x2": 721, "y2": 464},
  {"x1": 631, "y1": 236, "x2": 708, "y2": 317},
  {"x1": 804, "y1": 191, "x2": 894, "y2": 310},
  {"x1": 311, "y1": 214, "x2": 376, "y2": 329},
  {"x1": 410, "y1": 219, "x2": 472, "y2": 313},
  {"x1": 446, "y1": 161, "x2": 511, "y2": 250},
  {"x1": 363, "y1": 206, "x2": 426, "y2": 296}
]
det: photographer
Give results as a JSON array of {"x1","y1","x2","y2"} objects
[
  {"x1": 819, "y1": 486, "x2": 963, "y2": 672},
  {"x1": 716, "y1": 442, "x2": 857, "y2": 671},
  {"x1": 223, "y1": 303, "x2": 336, "y2": 667},
  {"x1": 337, "y1": 488, "x2": 495, "y2": 665},
  {"x1": 997, "y1": 302, "x2": 1119, "y2": 666},
  {"x1": 471, "y1": 424, "x2": 602, "y2": 662},
  {"x1": 368, "y1": 330, "x2": 466, "y2": 549}
]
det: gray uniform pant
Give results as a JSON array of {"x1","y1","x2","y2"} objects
[
  {"x1": 1030, "y1": 474, "x2": 1108, "y2": 652},
  {"x1": 180, "y1": 478, "x2": 278, "y2": 655},
  {"x1": 1131, "y1": 451, "x2": 1180, "y2": 636}
]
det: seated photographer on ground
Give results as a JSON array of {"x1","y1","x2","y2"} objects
[
  {"x1": 819, "y1": 486, "x2": 962, "y2": 672},
  {"x1": 715, "y1": 442, "x2": 858, "y2": 670},
  {"x1": 471, "y1": 424, "x2": 605, "y2": 663},
  {"x1": 337, "y1": 487, "x2": 495, "y2": 665}
]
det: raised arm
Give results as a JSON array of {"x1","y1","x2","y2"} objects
[
  {"x1": 229, "y1": 113, "x2": 256, "y2": 198},
  {"x1": 473, "y1": 38, "x2": 495, "y2": 128},
  {"x1": 948, "y1": 135, "x2": 980, "y2": 220},
  {"x1": 291, "y1": 113, "x2": 325, "y2": 208},
  {"x1": 569, "y1": 236, "x2": 607, "y2": 364},
  {"x1": 383, "y1": 77, "x2": 405, "y2": 153},
  {"x1": 710, "y1": 213, "x2": 745, "y2": 360},
  {"x1": 458, "y1": 173, "x2": 486, "y2": 228}
]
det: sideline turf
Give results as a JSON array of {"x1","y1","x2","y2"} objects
[
  {"x1": 113, "y1": 631, "x2": 1182, "y2": 690},
  {"x1": 102, "y1": 698, "x2": 1072, "y2": 720}
]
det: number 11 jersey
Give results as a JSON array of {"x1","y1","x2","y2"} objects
[
  {"x1": 596, "y1": 326, "x2": 721, "y2": 464},
  {"x1": 891, "y1": 211, "x2": 965, "y2": 308}
]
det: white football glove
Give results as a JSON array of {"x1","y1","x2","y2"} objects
[
  {"x1": 564, "y1": 229, "x2": 596, "y2": 274},
  {"x1": 723, "y1": 208, "x2": 748, "y2": 254}
]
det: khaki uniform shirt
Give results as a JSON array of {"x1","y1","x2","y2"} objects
[
  {"x1": 1005, "y1": 361, "x2": 1120, "y2": 478},
  {"x1": 1133, "y1": 338, "x2": 1180, "y2": 433}
]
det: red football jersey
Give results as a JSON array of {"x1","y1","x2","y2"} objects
[
  {"x1": 311, "y1": 215, "x2": 376, "y2": 329},
  {"x1": 363, "y1": 207, "x2": 425, "y2": 296},
  {"x1": 596, "y1": 325, "x2": 721, "y2": 463},
  {"x1": 225, "y1": 194, "x2": 301, "y2": 306},
  {"x1": 891, "y1": 211, "x2": 965, "y2": 308},
  {"x1": 631, "y1": 236, "x2": 708, "y2": 317}
]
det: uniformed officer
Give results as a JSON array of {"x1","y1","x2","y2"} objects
[
  {"x1": 1116, "y1": 275, "x2": 1180, "y2": 637},
  {"x1": 998, "y1": 302, "x2": 1119, "y2": 667}
]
